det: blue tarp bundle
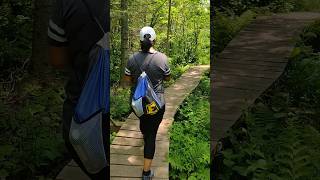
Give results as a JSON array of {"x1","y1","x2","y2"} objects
[
  {"x1": 133, "y1": 73, "x2": 149, "y2": 100},
  {"x1": 69, "y1": 34, "x2": 109, "y2": 174},
  {"x1": 74, "y1": 48, "x2": 110, "y2": 123}
]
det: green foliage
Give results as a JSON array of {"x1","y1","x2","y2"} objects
[
  {"x1": 213, "y1": 0, "x2": 294, "y2": 15},
  {"x1": 110, "y1": 1, "x2": 209, "y2": 127},
  {"x1": 214, "y1": 0, "x2": 320, "y2": 17},
  {"x1": 213, "y1": 10, "x2": 256, "y2": 54},
  {"x1": 0, "y1": 80, "x2": 67, "y2": 179},
  {"x1": 299, "y1": 20, "x2": 320, "y2": 52},
  {"x1": 110, "y1": 132, "x2": 117, "y2": 143},
  {"x1": 292, "y1": 0, "x2": 320, "y2": 11},
  {"x1": 110, "y1": 0, "x2": 210, "y2": 86},
  {"x1": 0, "y1": 0, "x2": 32, "y2": 81},
  {"x1": 110, "y1": 87, "x2": 131, "y2": 120},
  {"x1": 219, "y1": 104, "x2": 320, "y2": 179},
  {"x1": 169, "y1": 74, "x2": 210, "y2": 179}
]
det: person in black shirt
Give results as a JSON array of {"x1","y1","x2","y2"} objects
[{"x1": 48, "y1": 0, "x2": 109, "y2": 179}]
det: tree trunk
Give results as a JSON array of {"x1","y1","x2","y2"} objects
[
  {"x1": 120, "y1": 0, "x2": 128, "y2": 85},
  {"x1": 166, "y1": 0, "x2": 172, "y2": 55},
  {"x1": 31, "y1": 0, "x2": 54, "y2": 76}
]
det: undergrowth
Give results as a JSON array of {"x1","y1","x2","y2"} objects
[
  {"x1": 0, "y1": 77, "x2": 68, "y2": 179},
  {"x1": 213, "y1": 10, "x2": 257, "y2": 54},
  {"x1": 169, "y1": 73, "x2": 210, "y2": 179}
]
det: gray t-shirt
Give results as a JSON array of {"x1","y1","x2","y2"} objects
[{"x1": 125, "y1": 51, "x2": 171, "y2": 104}]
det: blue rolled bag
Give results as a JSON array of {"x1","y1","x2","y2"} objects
[{"x1": 68, "y1": 0, "x2": 110, "y2": 174}]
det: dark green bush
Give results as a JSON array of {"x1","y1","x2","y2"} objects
[
  {"x1": 169, "y1": 74, "x2": 210, "y2": 179},
  {"x1": 0, "y1": 1, "x2": 32, "y2": 81},
  {"x1": 0, "y1": 80, "x2": 67, "y2": 179},
  {"x1": 213, "y1": 10, "x2": 256, "y2": 54},
  {"x1": 110, "y1": 87, "x2": 131, "y2": 120}
]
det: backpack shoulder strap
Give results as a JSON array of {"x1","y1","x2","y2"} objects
[{"x1": 132, "y1": 52, "x2": 157, "y2": 75}]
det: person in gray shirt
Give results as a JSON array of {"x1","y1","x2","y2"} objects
[{"x1": 124, "y1": 26, "x2": 171, "y2": 179}]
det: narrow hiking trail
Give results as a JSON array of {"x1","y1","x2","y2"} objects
[
  {"x1": 211, "y1": 12, "x2": 320, "y2": 155},
  {"x1": 56, "y1": 65, "x2": 209, "y2": 179}
]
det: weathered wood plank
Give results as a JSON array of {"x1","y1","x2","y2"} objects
[
  {"x1": 110, "y1": 154, "x2": 167, "y2": 166},
  {"x1": 110, "y1": 165, "x2": 168, "y2": 178},
  {"x1": 110, "y1": 144, "x2": 168, "y2": 157}
]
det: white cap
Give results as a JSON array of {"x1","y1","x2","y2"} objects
[{"x1": 140, "y1": 26, "x2": 156, "y2": 41}]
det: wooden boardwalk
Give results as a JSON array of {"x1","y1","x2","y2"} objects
[
  {"x1": 56, "y1": 65, "x2": 209, "y2": 179},
  {"x1": 211, "y1": 12, "x2": 320, "y2": 154}
]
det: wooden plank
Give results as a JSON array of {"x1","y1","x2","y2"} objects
[
  {"x1": 212, "y1": 111, "x2": 244, "y2": 121},
  {"x1": 215, "y1": 56, "x2": 288, "y2": 63},
  {"x1": 110, "y1": 165, "x2": 168, "y2": 178},
  {"x1": 213, "y1": 75, "x2": 275, "y2": 91},
  {"x1": 110, "y1": 144, "x2": 168, "y2": 157},
  {"x1": 116, "y1": 129, "x2": 167, "y2": 140},
  {"x1": 112, "y1": 137, "x2": 168, "y2": 147},
  {"x1": 112, "y1": 137, "x2": 144, "y2": 147},
  {"x1": 219, "y1": 48, "x2": 293, "y2": 57},
  {"x1": 216, "y1": 56, "x2": 288, "y2": 65},
  {"x1": 212, "y1": 86, "x2": 260, "y2": 99},
  {"x1": 215, "y1": 56, "x2": 288, "y2": 66},
  {"x1": 110, "y1": 145, "x2": 144, "y2": 155},
  {"x1": 214, "y1": 61, "x2": 287, "y2": 72},
  {"x1": 110, "y1": 154, "x2": 167, "y2": 166},
  {"x1": 213, "y1": 68, "x2": 284, "y2": 79}
]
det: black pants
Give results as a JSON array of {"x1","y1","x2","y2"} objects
[
  {"x1": 139, "y1": 106, "x2": 165, "y2": 159},
  {"x1": 62, "y1": 99, "x2": 109, "y2": 180}
]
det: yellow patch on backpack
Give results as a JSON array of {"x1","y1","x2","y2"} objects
[{"x1": 146, "y1": 101, "x2": 159, "y2": 115}]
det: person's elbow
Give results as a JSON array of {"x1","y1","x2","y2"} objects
[
  {"x1": 49, "y1": 46, "x2": 68, "y2": 69},
  {"x1": 122, "y1": 75, "x2": 134, "y2": 87}
]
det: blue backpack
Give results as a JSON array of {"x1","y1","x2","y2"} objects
[
  {"x1": 131, "y1": 53, "x2": 164, "y2": 117},
  {"x1": 68, "y1": 0, "x2": 109, "y2": 174}
]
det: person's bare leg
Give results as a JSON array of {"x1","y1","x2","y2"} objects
[{"x1": 143, "y1": 158, "x2": 152, "y2": 171}]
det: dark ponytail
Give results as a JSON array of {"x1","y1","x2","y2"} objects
[{"x1": 140, "y1": 34, "x2": 154, "y2": 53}]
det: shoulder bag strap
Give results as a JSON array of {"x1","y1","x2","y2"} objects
[{"x1": 132, "y1": 52, "x2": 157, "y2": 75}]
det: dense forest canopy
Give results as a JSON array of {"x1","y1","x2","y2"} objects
[
  {"x1": 110, "y1": 0, "x2": 210, "y2": 86},
  {"x1": 109, "y1": 0, "x2": 210, "y2": 123}
]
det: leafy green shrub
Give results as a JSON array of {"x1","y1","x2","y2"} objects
[
  {"x1": 299, "y1": 20, "x2": 320, "y2": 52},
  {"x1": 0, "y1": 80, "x2": 67, "y2": 179},
  {"x1": 213, "y1": 10, "x2": 256, "y2": 54},
  {"x1": 267, "y1": 0, "x2": 295, "y2": 12},
  {"x1": 0, "y1": 1, "x2": 32, "y2": 81},
  {"x1": 169, "y1": 74, "x2": 210, "y2": 179},
  {"x1": 110, "y1": 87, "x2": 131, "y2": 121},
  {"x1": 292, "y1": 0, "x2": 320, "y2": 11},
  {"x1": 218, "y1": 103, "x2": 320, "y2": 179}
]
